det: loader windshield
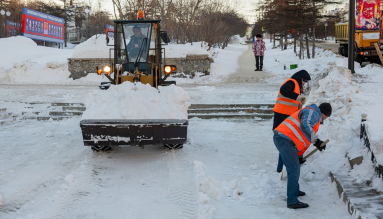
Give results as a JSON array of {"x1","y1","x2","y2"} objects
[{"x1": 123, "y1": 23, "x2": 152, "y2": 63}]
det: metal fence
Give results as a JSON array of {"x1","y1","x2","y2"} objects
[{"x1": 360, "y1": 114, "x2": 383, "y2": 180}]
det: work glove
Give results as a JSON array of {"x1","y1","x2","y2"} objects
[
  {"x1": 299, "y1": 157, "x2": 306, "y2": 165},
  {"x1": 314, "y1": 139, "x2": 326, "y2": 151},
  {"x1": 296, "y1": 95, "x2": 307, "y2": 105}
]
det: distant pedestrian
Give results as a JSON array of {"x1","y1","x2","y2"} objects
[
  {"x1": 272, "y1": 70, "x2": 311, "y2": 173},
  {"x1": 273, "y1": 103, "x2": 332, "y2": 209},
  {"x1": 252, "y1": 37, "x2": 255, "y2": 43},
  {"x1": 252, "y1": 34, "x2": 266, "y2": 71}
]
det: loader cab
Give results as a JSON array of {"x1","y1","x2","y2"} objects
[
  {"x1": 116, "y1": 22, "x2": 153, "y2": 69},
  {"x1": 106, "y1": 19, "x2": 175, "y2": 88}
]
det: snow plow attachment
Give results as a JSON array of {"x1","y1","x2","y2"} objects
[{"x1": 80, "y1": 119, "x2": 188, "y2": 149}]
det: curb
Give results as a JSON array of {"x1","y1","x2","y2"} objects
[
  {"x1": 330, "y1": 171, "x2": 383, "y2": 219},
  {"x1": 329, "y1": 172, "x2": 361, "y2": 219}
]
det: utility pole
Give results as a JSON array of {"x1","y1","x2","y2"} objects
[{"x1": 348, "y1": 0, "x2": 355, "y2": 73}]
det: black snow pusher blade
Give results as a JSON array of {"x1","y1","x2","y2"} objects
[{"x1": 80, "y1": 119, "x2": 188, "y2": 147}]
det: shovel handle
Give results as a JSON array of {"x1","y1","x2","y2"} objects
[{"x1": 302, "y1": 139, "x2": 329, "y2": 160}]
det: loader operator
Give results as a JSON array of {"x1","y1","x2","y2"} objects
[
  {"x1": 273, "y1": 70, "x2": 311, "y2": 173},
  {"x1": 273, "y1": 103, "x2": 332, "y2": 209},
  {"x1": 127, "y1": 25, "x2": 147, "y2": 61}
]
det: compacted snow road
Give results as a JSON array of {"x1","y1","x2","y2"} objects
[{"x1": 0, "y1": 45, "x2": 351, "y2": 218}]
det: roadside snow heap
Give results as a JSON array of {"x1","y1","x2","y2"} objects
[
  {"x1": 0, "y1": 36, "x2": 73, "y2": 83},
  {"x1": 71, "y1": 34, "x2": 114, "y2": 59},
  {"x1": 81, "y1": 82, "x2": 190, "y2": 120},
  {"x1": 0, "y1": 35, "x2": 107, "y2": 84}
]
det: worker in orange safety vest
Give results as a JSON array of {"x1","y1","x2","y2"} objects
[
  {"x1": 273, "y1": 103, "x2": 332, "y2": 209},
  {"x1": 273, "y1": 70, "x2": 311, "y2": 173}
]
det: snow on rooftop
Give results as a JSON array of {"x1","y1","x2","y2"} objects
[{"x1": 81, "y1": 81, "x2": 190, "y2": 120}]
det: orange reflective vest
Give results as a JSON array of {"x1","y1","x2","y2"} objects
[
  {"x1": 273, "y1": 78, "x2": 301, "y2": 115},
  {"x1": 275, "y1": 108, "x2": 320, "y2": 156}
]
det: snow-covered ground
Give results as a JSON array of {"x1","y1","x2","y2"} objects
[{"x1": 0, "y1": 35, "x2": 383, "y2": 218}]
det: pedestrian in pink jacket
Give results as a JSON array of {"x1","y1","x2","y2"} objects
[{"x1": 252, "y1": 34, "x2": 266, "y2": 71}]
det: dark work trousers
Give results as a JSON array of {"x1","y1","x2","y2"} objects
[
  {"x1": 273, "y1": 133, "x2": 300, "y2": 205},
  {"x1": 255, "y1": 56, "x2": 264, "y2": 69},
  {"x1": 273, "y1": 112, "x2": 290, "y2": 172}
]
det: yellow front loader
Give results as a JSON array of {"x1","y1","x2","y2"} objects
[{"x1": 80, "y1": 15, "x2": 188, "y2": 152}]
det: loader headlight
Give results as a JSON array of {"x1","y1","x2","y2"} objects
[
  {"x1": 164, "y1": 66, "x2": 172, "y2": 74},
  {"x1": 97, "y1": 69, "x2": 102, "y2": 75},
  {"x1": 104, "y1": 66, "x2": 111, "y2": 74},
  {"x1": 164, "y1": 65, "x2": 176, "y2": 74}
]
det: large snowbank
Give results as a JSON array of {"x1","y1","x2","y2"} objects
[
  {"x1": 0, "y1": 35, "x2": 112, "y2": 84},
  {"x1": 71, "y1": 34, "x2": 114, "y2": 59},
  {"x1": 0, "y1": 36, "x2": 73, "y2": 72},
  {"x1": 81, "y1": 82, "x2": 190, "y2": 120}
]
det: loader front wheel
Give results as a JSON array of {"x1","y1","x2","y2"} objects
[
  {"x1": 164, "y1": 144, "x2": 183, "y2": 150},
  {"x1": 91, "y1": 145, "x2": 112, "y2": 152}
]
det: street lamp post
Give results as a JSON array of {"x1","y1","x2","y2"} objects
[
  {"x1": 84, "y1": 7, "x2": 92, "y2": 39},
  {"x1": 1, "y1": 9, "x2": 11, "y2": 38}
]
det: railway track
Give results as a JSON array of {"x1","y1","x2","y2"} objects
[{"x1": 1, "y1": 102, "x2": 274, "y2": 123}]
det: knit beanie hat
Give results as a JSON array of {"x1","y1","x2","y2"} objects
[{"x1": 319, "y1": 103, "x2": 332, "y2": 117}]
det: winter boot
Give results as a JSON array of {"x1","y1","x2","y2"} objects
[
  {"x1": 254, "y1": 68, "x2": 260, "y2": 71},
  {"x1": 298, "y1": 191, "x2": 306, "y2": 196},
  {"x1": 287, "y1": 202, "x2": 309, "y2": 209}
]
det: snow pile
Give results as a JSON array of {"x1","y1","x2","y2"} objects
[
  {"x1": 0, "y1": 36, "x2": 62, "y2": 71},
  {"x1": 71, "y1": 34, "x2": 114, "y2": 59},
  {"x1": 193, "y1": 160, "x2": 217, "y2": 218},
  {"x1": 308, "y1": 66, "x2": 361, "y2": 119},
  {"x1": 0, "y1": 35, "x2": 106, "y2": 84},
  {"x1": 81, "y1": 82, "x2": 190, "y2": 120}
]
